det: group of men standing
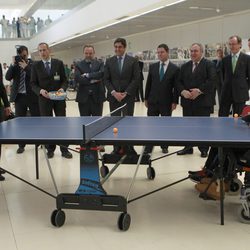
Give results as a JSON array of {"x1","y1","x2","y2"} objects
[{"x1": 1, "y1": 35, "x2": 250, "y2": 162}]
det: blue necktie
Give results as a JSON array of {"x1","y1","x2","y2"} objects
[
  {"x1": 159, "y1": 63, "x2": 165, "y2": 81},
  {"x1": 18, "y1": 69, "x2": 26, "y2": 93},
  {"x1": 45, "y1": 61, "x2": 50, "y2": 74},
  {"x1": 118, "y1": 57, "x2": 122, "y2": 73}
]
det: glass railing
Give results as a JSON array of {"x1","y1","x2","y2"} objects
[{"x1": 0, "y1": 0, "x2": 94, "y2": 39}]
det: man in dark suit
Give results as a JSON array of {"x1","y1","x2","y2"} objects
[
  {"x1": 75, "y1": 45, "x2": 105, "y2": 116},
  {"x1": 177, "y1": 43, "x2": 217, "y2": 158},
  {"x1": 31, "y1": 42, "x2": 72, "y2": 159},
  {"x1": 104, "y1": 37, "x2": 140, "y2": 154},
  {"x1": 0, "y1": 63, "x2": 11, "y2": 181},
  {"x1": 145, "y1": 43, "x2": 179, "y2": 154},
  {"x1": 6, "y1": 45, "x2": 40, "y2": 154},
  {"x1": 135, "y1": 55, "x2": 144, "y2": 102},
  {"x1": 219, "y1": 35, "x2": 250, "y2": 117}
]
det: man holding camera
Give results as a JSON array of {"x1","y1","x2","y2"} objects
[{"x1": 6, "y1": 45, "x2": 40, "y2": 154}]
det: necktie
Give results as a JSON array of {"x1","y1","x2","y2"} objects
[
  {"x1": 159, "y1": 63, "x2": 165, "y2": 81},
  {"x1": 118, "y1": 57, "x2": 122, "y2": 73},
  {"x1": 45, "y1": 61, "x2": 50, "y2": 74},
  {"x1": 232, "y1": 55, "x2": 237, "y2": 73},
  {"x1": 18, "y1": 69, "x2": 26, "y2": 93},
  {"x1": 192, "y1": 62, "x2": 198, "y2": 73}
]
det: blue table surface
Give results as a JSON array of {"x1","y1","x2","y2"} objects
[{"x1": 0, "y1": 116, "x2": 250, "y2": 146}]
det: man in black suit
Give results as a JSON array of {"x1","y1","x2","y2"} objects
[
  {"x1": 0, "y1": 63, "x2": 11, "y2": 181},
  {"x1": 219, "y1": 35, "x2": 250, "y2": 117},
  {"x1": 75, "y1": 45, "x2": 105, "y2": 116},
  {"x1": 31, "y1": 42, "x2": 72, "y2": 159},
  {"x1": 6, "y1": 45, "x2": 40, "y2": 154},
  {"x1": 145, "y1": 43, "x2": 179, "y2": 154},
  {"x1": 177, "y1": 43, "x2": 217, "y2": 158},
  {"x1": 135, "y1": 55, "x2": 144, "y2": 102},
  {"x1": 104, "y1": 37, "x2": 140, "y2": 154}
]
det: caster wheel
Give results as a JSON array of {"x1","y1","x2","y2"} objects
[
  {"x1": 228, "y1": 178, "x2": 242, "y2": 196},
  {"x1": 147, "y1": 167, "x2": 155, "y2": 180},
  {"x1": 100, "y1": 165, "x2": 109, "y2": 178},
  {"x1": 117, "y1": 213, "x2": 131, "y2": 231},
  {"x1": 238, "y1": 206, "x2": 250, "y2": 224},
  {"x1": 51, "y1": 209, "x2": 66, "y2": 227}
]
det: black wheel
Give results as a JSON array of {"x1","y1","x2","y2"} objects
[
  {"x1": 147, "y1": 167, "x2": 155, "y2": 180},
  {"x1": 117, "y1": 213, "x2": 131, "y2": 231},
  {"x1": 100, "y1": 165, "x2": 109, "y2": 178},
  {"x1": 228, "y1": 179, "x2": 242, "y2": 195},
  {"x1": 238, "y1": 206, "x2": 250, "y2": 224},
  {"x1": 51, "y1": 209, "x2": 65, "y2": 227}
]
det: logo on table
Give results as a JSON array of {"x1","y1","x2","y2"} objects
[{"x1": 83, "y1": 153, "x2": 95, "y2": 163}]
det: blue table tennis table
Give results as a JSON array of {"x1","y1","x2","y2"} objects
[{"x1": 0, "y1": 116, "x2": 250, "y2": 230}]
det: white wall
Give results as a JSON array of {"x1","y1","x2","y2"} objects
[{"x1": 0, "y1": 40, "x2": 29, "y2": 65}]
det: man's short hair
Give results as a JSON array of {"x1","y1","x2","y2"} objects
[
  {"x1": 38, "y1": 42, "x2": 49, "y2": 49},
  {"x1": 191, "y1": 43, "x2": 204, "y2": 53},
  {"x1": 157, "y1": 44, "x2": 169, "y2": 52},
  {"x1": 248, "y1": 38, "x2": 250, "y2": 42},
  {"x1": 229, "y1": 35, "x2": 242, "y2": 44},
  {"x1": 83, "y1": 44, "x2": 95, "y2": 52},
  {"x1": 17, "y1": 45, "x2": 28, "y2": 54},
  {"x1": 114, "y1": 38, "x2": 127, "y2": 48}
]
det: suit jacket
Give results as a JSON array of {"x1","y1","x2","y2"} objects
[
  {"x1": 177, "y1": 58, "x2": 217, "y2": 108},
  {"x1": 75, "y1": 59, "x2": 105, "y2": 104},
  {"x1": 145, "y1": 61, "x2": 179, "y2": 107},
  {"x1": 6, "y1": 59, "x2": 38, "y2": 103},
  {"x1": 221, "y1": 52, "x2": 250, "y2": 103},
  {"x1": 104, "y1": 54, "x2": 140, "y2": 103},
  {"x1": 0, "y1": 63, "x2": 10, "y2": 109},
  {"x1": 31, "y1": 58, "x2": 67, "y2": 96}
]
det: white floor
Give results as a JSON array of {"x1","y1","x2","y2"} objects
[{"x1": 1, "y1": 99, "x2": 250, "y2": 250}]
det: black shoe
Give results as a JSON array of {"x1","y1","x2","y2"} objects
[
  {"x1": 16, "y1": 147, "x2": 25, "y2": 154},
  {"x1": 189, "y1": 169, "x2": 207, "y2": 183},
  {"x1": 177, "y1": 147, "x2": 193, "y2": 155},
  {"x1": 61, "y1": 151, "x2": 73, "y2": 159},
  {"x1": 161, "y1": 148, "x2": 169, "y2": 154},
  {"x1": 200, "y1": 151, "x2": 208, "y2": 158},
  {"x1": 47, "y1": 151, "x2": 54, "y2": 159},
  {"x1": 0, "y1": 175, "x2": 5, "y2": 181}
]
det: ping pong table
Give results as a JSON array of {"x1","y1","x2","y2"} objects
[{"x1": 0, "y1": 115, "x2": 250, "y2": 230}]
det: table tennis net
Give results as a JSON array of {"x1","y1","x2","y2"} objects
[{"x1": 83, "y1": 116, "x2": 123, "y2": 143}]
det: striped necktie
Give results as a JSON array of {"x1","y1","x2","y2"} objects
[
  {"x1": 18, "y1": 69, "x2": 26, "y2": 93},
  {"x1": 45, "y1": 61, "x2": 50, "y2": 74}
]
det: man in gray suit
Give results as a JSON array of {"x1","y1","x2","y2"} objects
[
  {"x1": 75, "y1": 45, "x2": 105, "y2": 116},
  {"x1": 104, "y1": 38, "x2": 140, "y2": 154},
  {"x1": 104, "y1": 38, "x2": 140, "y2": 116}
]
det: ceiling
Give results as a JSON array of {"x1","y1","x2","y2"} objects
[
  {"x1": 1, "y1": 0, "x2": 250, "y2": 52},
  {"x1": 50, "y1": 0, "x2": 250, "y2": 52}
]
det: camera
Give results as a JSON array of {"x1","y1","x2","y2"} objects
[{"x1": 14, "y1": 55, "x2": 23, "y2": 64}]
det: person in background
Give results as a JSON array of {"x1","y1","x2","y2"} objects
[
  {"x1": 75, "y1": 45, "x2": 105, "y2": 116},
  {"x1": 144, "y1": 43, "x2": 179, "y2": 154},
  {"x1": 219, "y1": 35, "x2": 250, "y2": 117},
  {"x1": 6, "y1": 46, "x2": 40, "y2": 154},
  {"x1": 31, "y1": 42, "x2": 72, "y2": 159},
  {"x1": 176, "y1": 43, "x2": 217, "y2": 158}
]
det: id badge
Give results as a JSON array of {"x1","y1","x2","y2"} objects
[{"x1": 54, "y1": 73, "x2": 60, "y2": 81}]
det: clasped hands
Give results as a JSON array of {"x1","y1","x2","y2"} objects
[
  {"x1": 181, "y1": 88, "x2": 201, "y2": 100},
  {"x1": 113, "y1": 91, "x2": 127, "y2": 102}
]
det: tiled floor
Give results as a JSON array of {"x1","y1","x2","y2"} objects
[{"x1": 1, "y1": 99, "x2": 250, "y2": 250}]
